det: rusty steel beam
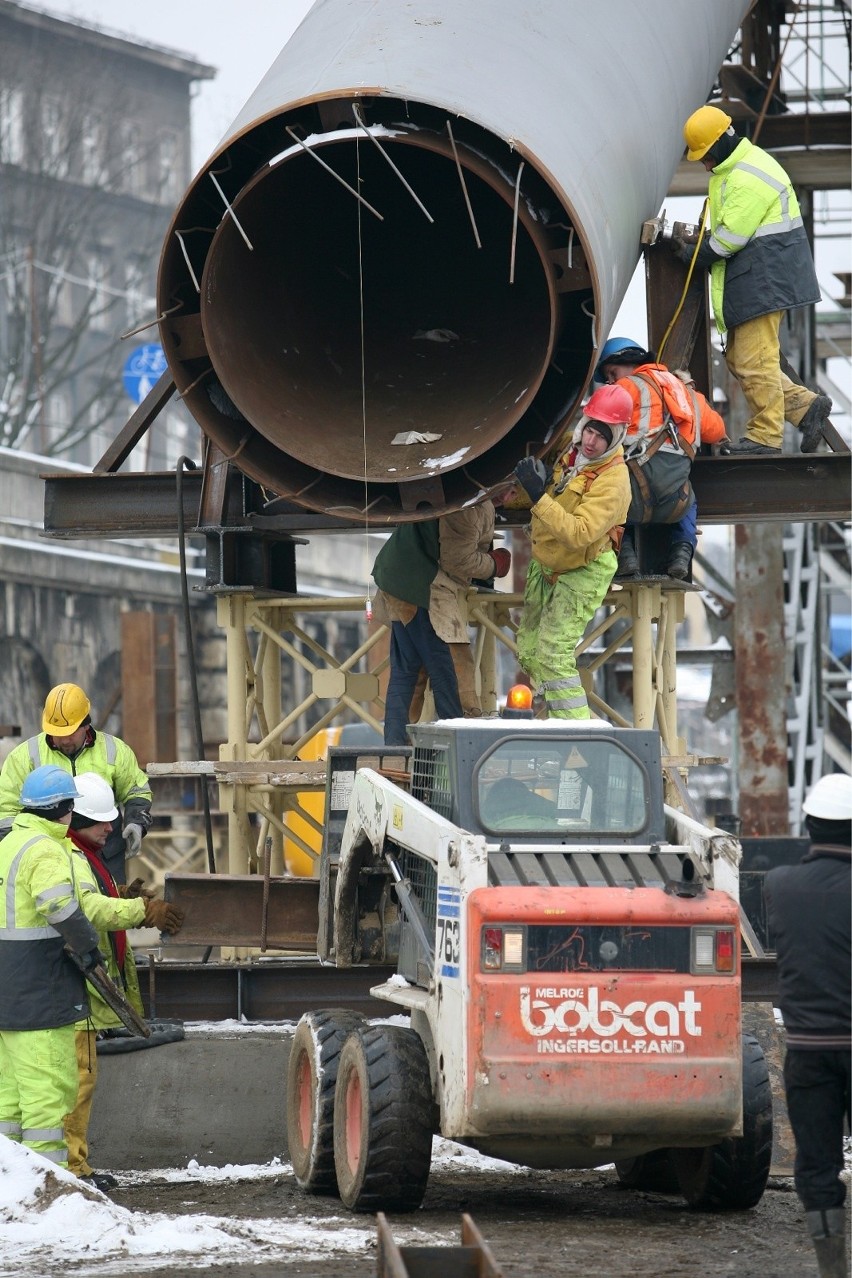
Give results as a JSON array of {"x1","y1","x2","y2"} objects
[
  {"x1": 162, "y1": 873, "x2": 321, "y2": 950},
  {"x1": 135, "y1": 954, "x2": 776, "y2": 1021},
  {"x1": 734, "y1": 524, "x2": 790, "y2": 836},
  {"x1": 41, "y1": 452, "x2": 852, "y2": 539},
  {"x1": 93, "y1": 372, "x2": 175, "y2": 473},
  {"x1": 139, "y1": 958, "x2": 396, "y2": 1022}
]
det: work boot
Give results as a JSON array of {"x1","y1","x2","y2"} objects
[
  {"x1": 667, "y1": 543, "x2": 693, "y2": 581},
  {"x1": 806, "y1": 1208, "x2": 848, "y2": 1278},
  {"x1": 615, "y1": 539, "x2": 639, "y2": 578},
  {"x1": 727, "y1": 438, "x2": 782, "y2": 456},
  {"x1": 797, "y1": 394, "x2": 832, "y2": 454},
  {"x1": 78, "y1": 1171, "x2": 118, "y2": 1194}
]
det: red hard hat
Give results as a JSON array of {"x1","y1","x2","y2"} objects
[{"x1": 584, "y1": 384, "x2": 633, "y2": 425}]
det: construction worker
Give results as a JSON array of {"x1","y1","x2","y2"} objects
[
  {"x1": 678, "y1": 106, "x2": 828, "y2": 456},
  {"x1": 764, "y1": 773, "x2": 851, "y2": 1278},
  {"x1": 0, "y1": 766, "x2": 101, "y2": 1171},
  {"x1": 373, "y1": 502, "x2": 511, "y2": 745},
  {"x1": 0, "y1": 682, "x2": 153, "y2": 883},
  {"x1": 65, "y1": 772, "x2": 184, "y2": 1192},
  {"x1": 510, "y1": 384, "x2": 631, "y2": 718},
  {"x1": 595, "y1": 338, "x2": 728, "y2": 579}
]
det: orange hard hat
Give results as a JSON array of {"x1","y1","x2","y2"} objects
[{"x1": 584, "y1": 384, "x2": 633, "y2": 426}]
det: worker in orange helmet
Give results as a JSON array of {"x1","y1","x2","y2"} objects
[
  {"x1": 595, "y1": 338, "x2": 729, "y2": 580},
  {"x1": 509, "y1": 384, "x2": 631, "y2": 719},
  {"x1": 678, "y1": 105, "x2": 828, "y2": 456}
]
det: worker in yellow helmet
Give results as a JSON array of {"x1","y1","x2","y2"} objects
[
  {"x1": 0, "y1": 683, "x2": 153, "y2": 883},
  {"x1": 678, "y1": 105, "x2": 830, "y2": 456}
]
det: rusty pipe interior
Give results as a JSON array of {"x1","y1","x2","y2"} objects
[{"x1": 160, "y1": 99, "x2": 596, "y2": 521}]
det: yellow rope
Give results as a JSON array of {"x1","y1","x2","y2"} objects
[{"x1": 656, "y1": 199, "x2": 709, "y2": 365}]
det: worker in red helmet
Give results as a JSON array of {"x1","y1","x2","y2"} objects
[
  {"x1": 510, "y1": 384, "x2": 631, "y2": 719},
  {"x1": 678, "y1": 105, "x2": 828, "y2": 456},
  {"x1": 596, "y1": 339, "x2": 729, "y2": 579}
]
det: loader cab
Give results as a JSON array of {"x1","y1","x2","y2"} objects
[{"x1": 407, "y1": 720, "x2": 667, "y2": 846}]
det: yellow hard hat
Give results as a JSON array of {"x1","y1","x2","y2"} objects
[
  {"x1": 683, "y1": 106, "x2": 733, "y2": 161},
  {"x1": 42, "y1": 682, "x2": 91, "y2": 736}
]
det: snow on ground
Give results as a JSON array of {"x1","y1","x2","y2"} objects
[{"x1": 0, "y1": 1134, "x2": 523, "y2": 1277}]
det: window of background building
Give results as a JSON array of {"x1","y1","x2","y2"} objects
[
  {"x1": 80, "y1": 112, "x2": 104, "y2": 186},
  {"x1": 124, "y1": 258, "x2": 153, "y2": 328},
  {"x1": 0, "y1": 87, "x2": 25, "y2": 166},
  {"x1": 157, "y1": 130, "x2": 180, "y2": 203},
  {"x1": 46, "y1": 389, "x2": 71, "y2": 451},
  {"x1": 85, "y1": 251, "x2": 110, "y2": 331},
  {"x1": 120, "y1": 122, "x2": 143, "y2": 197},
  {"x1": 41, "y1": 95, "x2": 67, "y2": 178}
]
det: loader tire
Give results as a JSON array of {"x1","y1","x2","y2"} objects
[
  {"x1": 614, "y1": 1149, "x2": 679, "y2": 1193},
  {"x1": 333, "y1": 1024, "x2": 434, "y2": 1213},
  {"x1": 286, "y1": 1008, "x2": 366, "y2": 1194},
  {"x1": 672, "y1": 1031, "x2": 773, "y2": 1210}
]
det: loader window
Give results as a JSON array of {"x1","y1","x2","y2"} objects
[{"x1": 476, "y1": 737, "x2": 648, "y2": 836}]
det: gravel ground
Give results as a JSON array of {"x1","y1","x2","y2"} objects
[{"x1": 96, "y1": 1162, "x2": 821, "y2": 1278}]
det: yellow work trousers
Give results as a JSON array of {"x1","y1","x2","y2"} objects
[
  {"x1": 725, "y1": 311, "x2": 817, "y2": 448},
  {"x1": 65, "y1": 1027, "x2": 98, "y2": 1177},
  {"x1": 0, "y1": 1023, "x2": 78, "y2": 1168}
]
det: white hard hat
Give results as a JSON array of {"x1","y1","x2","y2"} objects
[
  {"x1": 73, "y1": 771, "x2": 119, "y2": 822},
  {"x1": 802, "y1": 773, "x2": 852, "y2": 821}
]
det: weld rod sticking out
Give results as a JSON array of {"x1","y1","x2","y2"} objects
[
  {"x1": 446, "y1": 119, "x2": 481, "y2": 249},
  {"x1": 209, "y1": 171, "x2": 254, "y2": 250},
  {"x1": 352, "y1": 104, "x2": 434, "y2": 223},
  {"x1": 285, "y1": 126, "x2": 384, "y2": 220},
  {"x1": 175, "y1": 232, "x2": 201, "y2": 293},
  {"x1": 510, "y1": 161, "x2": 524, "y2": 284}
]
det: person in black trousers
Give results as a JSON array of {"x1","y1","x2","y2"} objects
[{"x1": 765, "y1": 773, "x2": 851, "y2": 1278}]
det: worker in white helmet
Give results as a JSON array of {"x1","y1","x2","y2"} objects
[
  {"x1": 764, "y1": 773, "x2": 851, "y2": 1278},
  {"x1": 64, "y1": 773, "x2": 184, "y2": 1193}
]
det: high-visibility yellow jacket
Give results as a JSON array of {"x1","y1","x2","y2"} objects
[
  {"x1": 0, "y1": 730, "x2": 152, "y2": 837},
  {"x1": 707, "y1": 138, "x2": 820, "y2": 333},
  {"x1": 0, "y1": 813, "x2": 92, "y2": 1030},
  {"x1": 70, "y1": 848, "x2": 145, "y2": 1030}
]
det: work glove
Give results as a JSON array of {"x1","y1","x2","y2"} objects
[
  {"x1": 122, "y1": 823, "x2": 143, "y2": 855},
  {"x1": 122, "y1": 877, "x2": 156, "y2": 902},
  {"x1": 143, "y1": 898, "x2": 186, "y2": 935},
  {"x1": 490, "y1": 547, "x2": 512, "y2": 578},
  {"x1": 513, "y1": 457, "x2": 549, "y2": 503},
  {"x1": 79, "y1": 947, "x2": 107, "y2": 973},
  {"x1": 673, "y1": 233, "x2": 718, "y2": 270}
]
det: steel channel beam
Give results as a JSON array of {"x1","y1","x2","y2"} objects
[
  {"x1": 138, "y1": 956, "x2": 776, "y2": 1019},
  {"x1": 41, "y1": 453, "x2": 852, "y2": 539},
  {"x1": 139, "y1": 959, "x2": 396, "y2": 1022},
  {"x1": 161, "y1": 873, "x2": 321, "y2": 950}
]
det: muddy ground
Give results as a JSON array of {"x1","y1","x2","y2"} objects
[{"x1": 95, "y1": 1164, "x2": 817, "y2": 1278}]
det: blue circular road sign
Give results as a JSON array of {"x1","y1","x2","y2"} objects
[{"x1": 123, "y1": 343, "x2": 167, "y2": 404}]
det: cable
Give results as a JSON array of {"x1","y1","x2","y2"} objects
[{"x1": 656, "y1": 199, "x2": 709, "y2": 365}]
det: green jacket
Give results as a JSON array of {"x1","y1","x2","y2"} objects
[
  {"x1": 0, "y1": 731, "x2": 153, "y2": 838},
  {"x1": 372, "y1": 521, "x2": 441, "y2": 609},
  {"x1": 707, "y1": 138, "x2": 820, "y2": 333},
  {"x1": 0, "y1": 813, "x2": 91, "y2": 1030}
]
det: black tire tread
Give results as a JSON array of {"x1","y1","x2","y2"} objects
[
  {"x1": 673, "y1": 1031, "x2": 773, "y2": 1210},
  {"x1": 334, "y1": 1024, "x2": 434, "y2": 1213},
  {"x1": 615, "y1": 1149, "x2": 679, "y2": 1193},
  {"x1": 286, "y1": 1008, "x2": 366, "y2": 1193}
]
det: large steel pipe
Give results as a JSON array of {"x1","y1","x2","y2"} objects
[{"x1": 159, "y1": 0, "x2": 749, "y2": 522}]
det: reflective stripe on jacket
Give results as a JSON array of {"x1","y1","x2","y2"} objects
[
  {"x1": 618, "y1": 365, "x2": 727, "y2": 454},
  {"x1": 0, "y1": 813, "x2": 89, "y2": 1030},
  {"x1": 528, "y1": 449, "x2": 631, "y2": 575},
  {"x1": 0, "y1": 731, "x2": 152, "y2": 834},
  {"x1": 707, "y1": 138, "x2": 820, "y2": 333}
]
